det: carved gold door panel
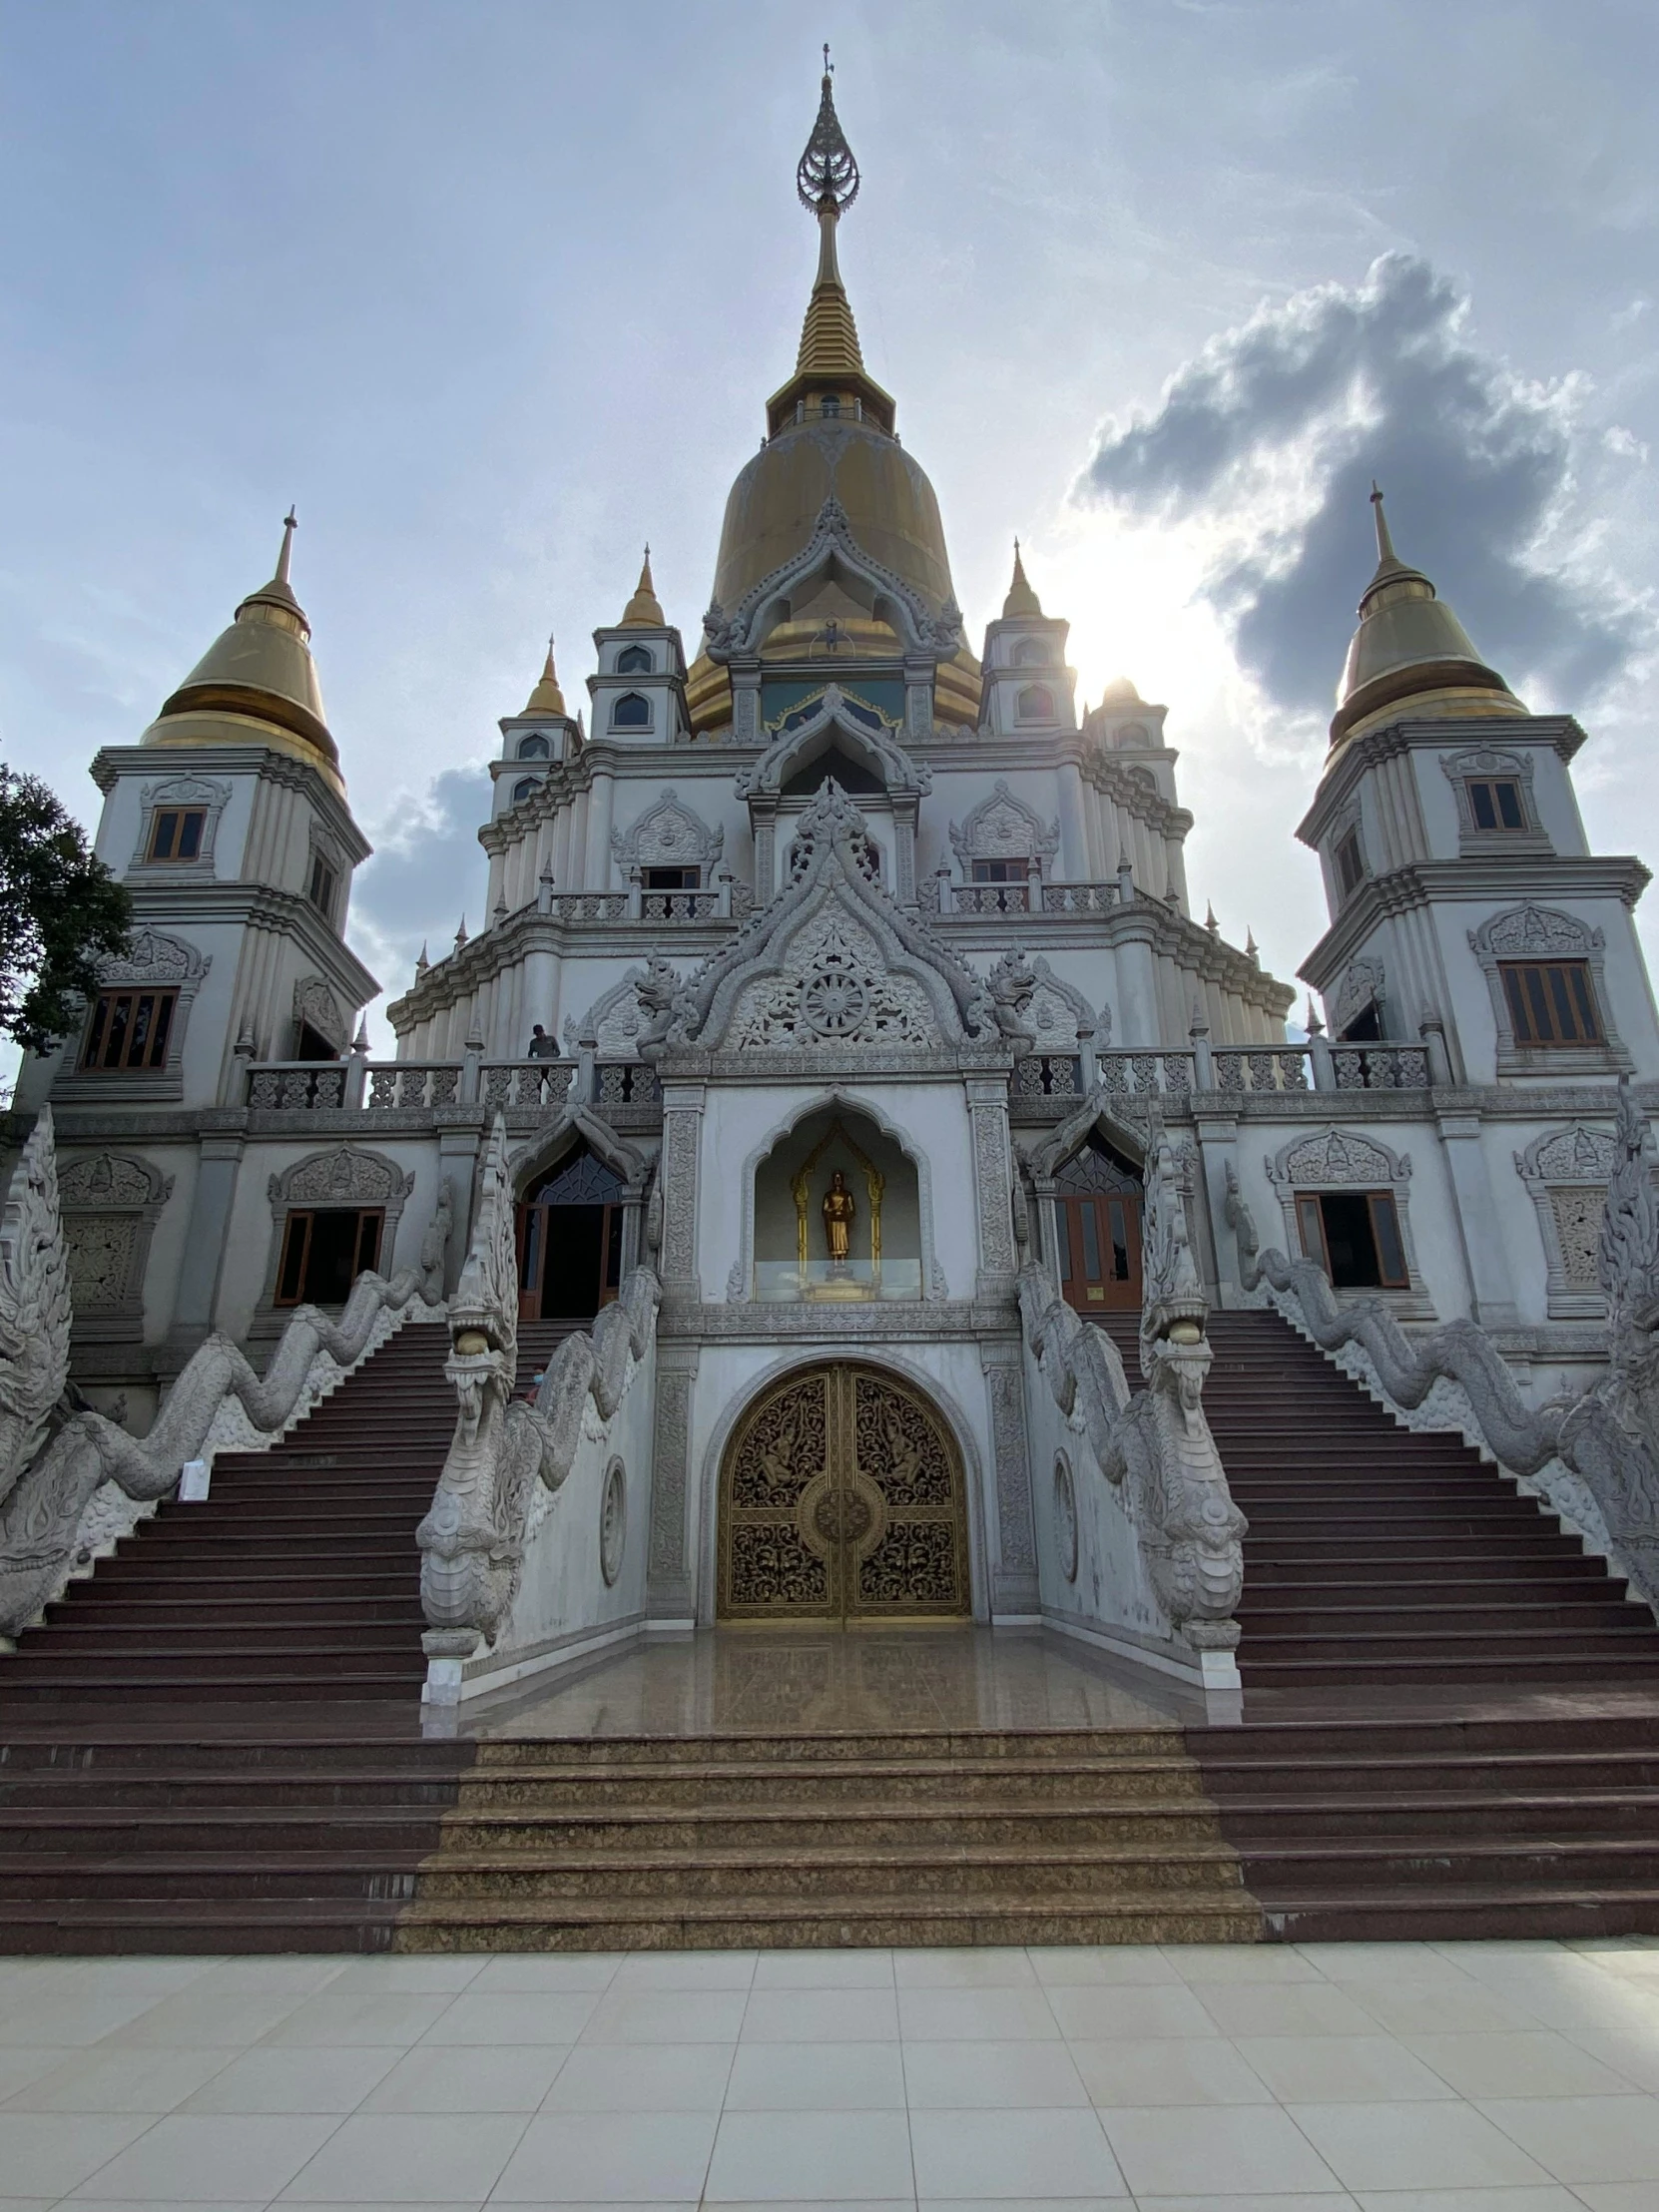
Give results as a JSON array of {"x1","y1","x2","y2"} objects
[{"x1": 718, "y1": 1365, "x2": 970, "y2": 1622}]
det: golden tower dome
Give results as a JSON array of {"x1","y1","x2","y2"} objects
[
  {"x1": 1331, "y1": 486, "x2": 1523, "y2": 749},
  {"x1": 687, "y1": 60, "x2": 978, "y2": 732},
  {"x1": 142, "y1": 511, "x2": 344, "y2": 797},
  {"x1": 522, "y1": 635, "x2": 567, "y2": 717},
  {"x1": 618, "y1": 547, "x2": 666, "y2": 629}
]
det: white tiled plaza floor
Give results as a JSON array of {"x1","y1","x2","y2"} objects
[{"x1": 3, "y1": 1939, "x2": 1659, "y2": 2210}]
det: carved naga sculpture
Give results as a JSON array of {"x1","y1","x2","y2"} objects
[
  {"x1": 1020, "y1": 1122, "x2": 1245, "y2": 1649},
  {"x1": 417, "y1": 1116, "x2": 660, "y2": 1670},
  {"x1": 1223, "y1": 1082, "x2": 1659, "y2": 1612},
  {"x1": 0, "y1": 1109, "x2": 448, "y2": 1642}
]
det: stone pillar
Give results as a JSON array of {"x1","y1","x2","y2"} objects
[
  {"x1": 647, "y1": 1343, "x2": 700, "y2": 1623},
  {"x1": 903, "y1": 657, "x2": 934, "y2": 741},
  {"x1": 891, "y1": 795, "x2": 918, "y2": 908},
  {"x1": 750, "y1": 796, "x2": 778, "y2": 903},
  {"x1": 584, "y1": 762, "x2": 616, "y2": 889},
  {"x1": 1191, "y1": 1105, "x2": 1241, "y2": 1308},
  {"x1": 1115, "y1": 926, "x2": 1160, "y2": 1047},
  {"x1": 437, "y1": 1124, "x2": 484, "y2": 1296},
  {"x1": 731, "y1": 661, "x2": 763, "y2": 745},
  {"x1": 1436, "y1": 1111, "x2": 1520, "y2": 1328},
  {"x1": 980, "y1": 1344, "x2": 1038, "y2": 1617},
  {"x1": 170, "y1": 1132, "x2": 244, "y2": 1352},
  {"x1": 966, "y1": 1076, "x2": 1017, "y2": 1301},
  {"x1": 658, "y1": 1081, "x2": 706, "y2": 1299}
]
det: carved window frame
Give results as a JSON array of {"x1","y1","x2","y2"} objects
[
  {"x1": 610, "y1": 691, "x2": 653, "y2": 731},
  {"x1": 947, "y1": 780, "x2": 1061, "y2": 885},
  {"x1": 291, "y1": 974, "x2": 349, "y2": 1058},
  {"x1": 57, "y1": 1149, "x2": 175, "y2": 1344},
  {"x1": 1328, "y1": 800, "x2": 1368, "y2": 907},
  {"x1": 130, "y1": 775, "x2": 232, "y2": 879},
  {"x1": 515, "y1": 732, "x2": 552, "y2": 761},
  {"x1": 610, "y1": 788, "x2": 725, "y2": 885},
  {"x1": 1469, "y1": 902, "x2": 1629, "y2": 1076},
  {"x1": 55, "y1": 927, "x2": 210, "y2": 1106},
  {"x1": 1440, "y1": 745, "x2": 1550, "y2": 856},
  {"x1": 1331, "y1": 953, "x2": 1386, "y2": 1042},
  {"x1": 253, "y1": 1145, "x2": 414, "y2": 1333},
  {"x1": 305, "y1": 824, "x2": 347, "y2": 933},
  {"x1": 1265, "y1": 1125, "x2": 1433, "y2": 1318},
  {"x1": 1514, "y1": 1122, "x2": 1618, "y2": 1320}
]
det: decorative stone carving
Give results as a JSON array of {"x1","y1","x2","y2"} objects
[
  {"x1": 1025, "y1": 957, "x2": 1101, "y2": 1053},
  {"x1": 599, "y1": 1456, "x2": 627, "y2": 1587},
  {"x1": 0, "y1": 1108, "x2": 72, "y2": 1507},
  {"x1": 416, "y1": 1116, "x2": 660, "y2": 1684},
  {"x1": 648, "y1": 1359, "x2": 696, "y2": 1594},
  {"x1": 292, "y1": 975, "x2": 348, "y2": 1052},
  {"x1": 55, "y1": 1149, "x2": 174, "y2": 1343},
  {"x1": 1333, "y1": 955, "x2": 1384, "y2": 1037},
  {"x1": 983, "y1": 1355, "x2": 1036, "y2": 1571},
  {"x1": 948, "y1": 780, "x2": 1060, "y2": 877},
  {"x1": 1265, "y1": 1126, "x2": 1423, "y2": 1302},
  {"x1": 1053, "y1": 1451, "x2": 1079, "y2": 1583},
  {"x1": 610, "y1": 789, "x2": 725, "y2": 874},
  {"x1": 1516, "y1": 1122, "x2": 1620, "y2": 1319},
  {"x1": 729, "y1": 910, "x2": 937, "y2": 1050},
  {"x1": 257, "y1": 1147, "x2": 415, "y2": 1323},
  {"x1": 1440, "y1": 745, "x2": 1545, "y2": 844},
  {"x1": 734, "y1": 684, "x2": 931, "y2": 801},
  {"x1": 1019, "y1": 1120, "x2": 1244, "y2": 1654}
]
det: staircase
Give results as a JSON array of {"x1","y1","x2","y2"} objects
[
  {"x1": 0, "y1": 1318, "x2": 575, "y2": 1708},
  {"x1": 1108, "y1": 1308, "x2": 1659, "y2": 1688},
  {"x1": 392, "y1": 1729, "x2": 1264, "y2": 1951}
]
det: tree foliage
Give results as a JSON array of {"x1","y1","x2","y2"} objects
[{"x1": 0, "y1": 766, "x2": 132, "y2": 1056}]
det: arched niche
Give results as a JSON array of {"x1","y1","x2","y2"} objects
[{"x1": 749, "y1": 1104, "x2": 923, "y2": 1303}]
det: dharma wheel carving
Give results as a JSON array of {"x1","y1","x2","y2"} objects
[{"x1": 717, "y1": 1365, "x2": 970, "y2": 1622}]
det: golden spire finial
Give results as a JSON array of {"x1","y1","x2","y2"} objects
[
  {"x1": 276, "y1": 506, "x2": 297, "y2": 587},
  {"x1": 792, "y1": 51, "x2": 866, "y2": 380},
  {"x1": 620, "y1": 545, "x2": 666, "y2": 628},
  {"x1": 1002, "y1": 536, "x2": 1043, "y2": 620},
  {"x1": 523, "y1": 632, "x2": 567, "y2": 716},
  {"x1": 1369, "y1": 481, "x2": 1396, "y2": 567}
]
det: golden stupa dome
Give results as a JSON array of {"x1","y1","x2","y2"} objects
[
  {"x1": 618, "y1": 548, "x2": 666, "y2": 628},
  {"x1": 142, "y1": 512, "x2": 344, "y2": 797},
  {"x1": 687, "y1": 61, "x2": 977, "y2": 733},
  {"x1": 1331, "y1": 488, "x2": 1523, "y2": 749},
  {"x1": 522, "y1": 636, "x2": 567, "y2": 717},
  {"x1": 1002, "y1": 540, "x2": 1043, "y2": 620}
]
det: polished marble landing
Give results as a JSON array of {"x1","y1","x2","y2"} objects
[{"x1": 463, "y1": 1626, "x2": 1207, "y2": 1741}]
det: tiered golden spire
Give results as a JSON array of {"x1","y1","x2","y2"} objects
[
  {"x1": 523, "y1": 635, "x2": 567, "y2": 716},
  {"x1": 619, "y1": 546, "x2": 665, "y2": 628},
  {"x1": 1002, "y1": 538, "x2": 1043, "y2": 620}
]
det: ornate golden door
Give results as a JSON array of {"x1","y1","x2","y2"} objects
[{"x1": 717, "y1": 1365, "x2": 970, "y2": 1622}]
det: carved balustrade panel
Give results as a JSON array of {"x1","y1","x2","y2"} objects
[{"x1": 1212, "y1": 1048, "x2": 1312, "y2": 1095}]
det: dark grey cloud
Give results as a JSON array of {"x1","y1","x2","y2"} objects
[
  {"x1": 1077, "y1": 253, "x2": 1642, "y2": 719},
  {"x1": 347, "y1": 766, "x2": 491, "y2": 1003}
]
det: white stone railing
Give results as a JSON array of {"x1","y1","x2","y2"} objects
[
  {"x1": 416, "y1": 1116, "x2": 660, "y2": 1705},
  {"x1": 1223, "y1": 1097, "x2": 1659, "y2": 1616},
  {"x1": 1097, "y1": 1049, "x2": 1197, "y2": 1097}
]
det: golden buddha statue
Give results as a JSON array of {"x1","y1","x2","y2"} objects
[{"x1": 822, "y1": 1170, "x2": 856, "y2": 1267}]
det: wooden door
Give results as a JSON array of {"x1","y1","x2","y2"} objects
[{"x1": 1054, "y1": 1145, "x2": 1144, "y2": 1313}]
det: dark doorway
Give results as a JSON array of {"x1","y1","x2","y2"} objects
[
  {"x1": 516, "y1": 1148, "x2": 626, "y2": 1321},
  {"x1": 276, "y1": 1209, "x2": 382, "y2": 1307},
  {"x1": 1053, "y1": 1140, "x2": 1144, "y2": 1313},
  {"x1": 1297, "y1": 1190, "x2": 1408, "y2": 1289}
]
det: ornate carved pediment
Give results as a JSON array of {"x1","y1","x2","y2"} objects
[
  {"x1": 1471, "y1": 902, "x2": 1598, "y2": 958},
  {"x1": 269, "y1": 1147, "x2": 413, "y2": 1209},
  {"x1": 1516, "y1": 1123, "x2": 1618, "y2": 1184},
  {"x1": 1269, "y1": 1127, "x2": 1409, "y2": 1189},
  {"x1": 678, "y1": 782, "x2": 987, "y2": 1054},
  {"x1": 293, "y1": 975, "x2": 347, "y2": 1049},
  {"x1": 565, "y1": 966, "x2": 691, "y2": 1058},
  {"x1": 1334, "y1": 955, "x2": 1384, "y2": 1032},
  {"x1": 949, "y1": 781, "x2": 1059, "y2": 870},
  {"x1": 1024, "y1": 957, "x2": 1099, "y2": 1049},
  {"x1": 610, "y1": 789, "x2": 724, "y2": 873},
  {"x1": 97, "y1": 927, "x2": 209, "y2": 987},
  {"x1": 735, "y1": 687, "x2": 930, "y2": 801},
  {"x1": 57, "y1": 1152, "x2": 173, "y2": 1210},
  {"x1": 703, "y1": 494, "x2": 963, "y2": 663}
]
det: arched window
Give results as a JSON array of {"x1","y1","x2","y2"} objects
[
  {"x1": 511, "y1": 777, "x2": 537, "y2": 804},
  {"x1": 1012, "y1": 637, "x2": 1051, "y2": 666},
  {"x1": 1016, "y1": 685, "x2": 1055, "y2": 723},
  {"x1": 616, "y1": 645, "x2": 653, "y2": 674},
  {"x1": 820, "y1": 393, "x2": 841, "y2": 419},
  {"x1": 611, "y1": 692, "x2": 652, "y2": 729},
  {"x1": 516, "y1": 733, "x2": 550, "y2": 760}
]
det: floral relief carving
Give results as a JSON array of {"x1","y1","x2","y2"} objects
[
  {"x1": 610, "y1": 789, "x2": 725, "y2": 873},
  {"x1": 1516, "y1": 1122, "x2": 1620, "y2": 1318},
  {"x1": 948, "y1": 780, "x2": 1060, "y2": 874},
  {"x1": 727, "y1": 909, "x2": 937, "y2": 1050}
]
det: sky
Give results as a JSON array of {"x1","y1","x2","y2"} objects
[{"x1": 2, "y1": 0, "x2": 1655, "y2": 1051}]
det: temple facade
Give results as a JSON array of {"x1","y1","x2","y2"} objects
[{"x1": 11, "y1": 66, "x2": 1659, "y2": 1705}]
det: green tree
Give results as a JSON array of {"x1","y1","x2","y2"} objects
[{"x1": 0, "y1": 766, "x2": 132, "y2": 1057}]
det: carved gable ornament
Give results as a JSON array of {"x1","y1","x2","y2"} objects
[
  {"x1": 735, "y1": 686, "x2": 930, "y2": 800},
  {"x1": 610, "y1": 789, "x2": 724, "y2": 873},
  {"x1": 293, "y1": 975, "x2": 347, "y2": 1049},
  {"x1": 1472, "y1": 903, "x2": 1596, "y2": 958},
  {"x1": 703, "y1": 493, "x2": 964, "y2": 664},
  {"x1": 58, "y1": 1152, "x2": 172, "y2": 1210},
  {"x1": 1518, "y1": 1124, "x2": 1619, "y2": 1185},
  {"x1": 270, "y1": 1147, "x2": 413, "y2": 1209},
  {"x1": 948, "y1": 781, "x2": 1060, "y2": 872},
  {"x1": 1269, "y1": 1128, "x2": 1409, "y2": 1190},
  {"x1": 97, "y1": 926, "x2": 208, "y2": 987},
  {"x1": 678, "y1": 782, "x2": 989, "y2": 1055}
]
